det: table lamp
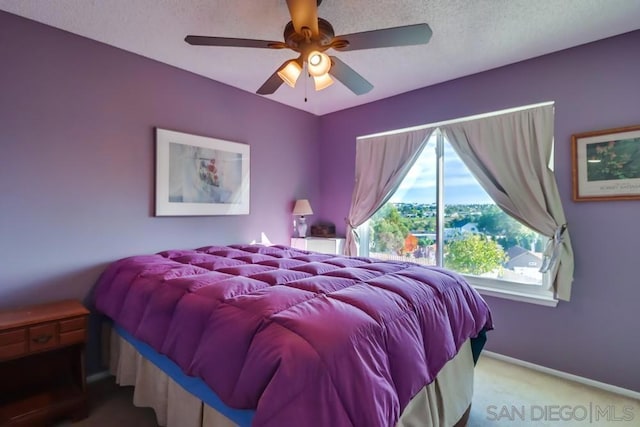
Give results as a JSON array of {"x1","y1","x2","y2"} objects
[{"x1": 292, "y1": 199, "x2": 313, "y2": 238}]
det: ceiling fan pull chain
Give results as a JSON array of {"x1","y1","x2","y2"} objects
[{"x1": 304, "y1": 64, "x2": 309, "y2": 102}]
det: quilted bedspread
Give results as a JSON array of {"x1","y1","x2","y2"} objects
[{"x1": 94, "y1": 244, "x2": 492, "y2": 427}]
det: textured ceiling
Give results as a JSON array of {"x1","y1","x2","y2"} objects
[{"x1": 2, "y1": 0, "x2": 640, "y2": 115}]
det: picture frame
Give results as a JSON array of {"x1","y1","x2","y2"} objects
[
  {"x1": 571, "y1": 124, "x2": 640, "y2": 201},
  {"x1": 155, "y1": 128, "x2": 250, "y2": 216}
]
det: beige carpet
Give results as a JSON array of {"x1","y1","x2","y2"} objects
[
  {"x1": 469, "y1": 356, "x2": 639, "y2": 426},
  {"x1": 56, "y1": 354, "x2": 638, "y2": 426}
]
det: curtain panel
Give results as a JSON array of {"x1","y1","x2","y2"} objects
[
  {"x1": 344, "y1": 128, "x2": 436, "y2": 256},
  {"x1": 441, "y1": 104, "x2": 574, "y2": 300}
]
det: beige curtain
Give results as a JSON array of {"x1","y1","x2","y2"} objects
[
  {"x1": 441, "y1": 104, "x2": 574, "y2": 300},
  {"x1": 344, "y1": 128, "x2": 436, "y2": 256}
]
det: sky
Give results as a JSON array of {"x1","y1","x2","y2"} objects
[{"x1": 389, "y1": 137, "x2": 494, "y2": 205}]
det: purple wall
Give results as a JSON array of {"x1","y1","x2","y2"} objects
[
  {"x1": 2, "y1": 9, "x2": 639, "y2": 391},
  {"x1": 0, "y1": 11, "x2": 320, "y2": 309},
  {"x1": 318, "y1": 30, "x2": 640, "y2": 392}
]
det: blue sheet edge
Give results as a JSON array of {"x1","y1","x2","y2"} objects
[{"x1": 114, "y1": 324, "x2": 255, "y2": 427}]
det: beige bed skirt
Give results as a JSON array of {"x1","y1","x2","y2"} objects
[{"x1": 108, "y1": 328, "x2": 473, "y2": 427}]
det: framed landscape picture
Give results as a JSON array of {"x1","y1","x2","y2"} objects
[
  {"x1": 571, "y1": 125, "x2": 640, "y2": 201},
  {"x1": 155, "y1": 128, "x2": 250, "y2": 215}
]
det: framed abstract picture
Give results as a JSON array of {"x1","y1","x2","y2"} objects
[
  {"x1": 571, "y1": 124, "x2": 640, "y2": 201},
  {"x1": 155, "y1": 128, "x2": 250, "y2": 215}
]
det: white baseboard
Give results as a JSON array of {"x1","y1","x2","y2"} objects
[
  {"x1": 87, "y1": 370, "x2": 111, "y2": 384},
  {"x1": 483, "y1": 351, "x2": 640, "y2": 401}
]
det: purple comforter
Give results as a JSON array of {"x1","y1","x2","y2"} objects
[{"x1": 94, "y1": 244, "x2": 492, "y2": 427}]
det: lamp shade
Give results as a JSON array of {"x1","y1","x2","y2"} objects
[
  {"x1": 313, "y1": 73, "x2": 334, "y2": 91},
  {"x1": 277, "y1": 60, "x2": 302, "y2": 87},
  {"x1": 307, "y1": 51, "x2": 331, "y2": 77},
  {"x1": 292, "y1": 199, "x2": 313, "y2": 216}
]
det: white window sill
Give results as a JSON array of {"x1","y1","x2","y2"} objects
[
  {"x1": 473, "y1": 286, "x2": 558, "y2": 307},
  {"x1": 465, "y1": 277, "x2": 558, "y2": 307}
]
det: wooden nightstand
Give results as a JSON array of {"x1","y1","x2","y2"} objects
[{"x1": 0, "y1": 299, "x2": 89, "y2": 426}]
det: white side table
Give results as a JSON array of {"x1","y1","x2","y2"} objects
[{"x1": 291, "y1": 237, "x2": 345, "y2": 255}]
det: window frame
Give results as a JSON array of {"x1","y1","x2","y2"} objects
[{"x1": 357, "y1": 129, "x2": 558, "y2": 307}]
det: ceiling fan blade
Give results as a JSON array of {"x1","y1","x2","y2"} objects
[
  {"x1": 185, "y1": 35, "x2": 285, "y2": 49},
  {"x1": 334, "y1": 23, "x2": 432, "y2": 51},
  {"x1": 256, "y1": 65, "x2": 287, "y2": 95},
  {"x1": 328, "y1": 56, "x2": 373, "y2": 95},
  {"x1": 286, "y1": 0, "x2": 319, "y2": 36}
]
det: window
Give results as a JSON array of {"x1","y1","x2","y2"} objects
[{"x1": 359, "y1": 129, "x2": 556, "y2": 306}]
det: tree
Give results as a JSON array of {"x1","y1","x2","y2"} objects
[
  {"x1": 370, "y1": 204, "x2": 410, "y2": 254},
  {"x1": 477, "y1": 205, "x2": 540, "y2": 251},
  {"x1": 476, "y1": 205, "x2": 505, "y2": 235},
  {"x1": 445, "y1": 234, "x2": 506, "y2": 275},
  {"x1": 417, "y1": 236, "x2": 434, "y2": 247},
  {"x1": 403, "y1": 234, "x2": 418, "y2": 254}
]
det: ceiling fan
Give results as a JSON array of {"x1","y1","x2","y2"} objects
[{"x1": 185, "y1": 0, "x2": 432, "y2": 96}]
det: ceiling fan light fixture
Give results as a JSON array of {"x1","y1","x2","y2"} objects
[
  {"x1": 307, "y1": 51, "x2": 331, "y2": 77},
  {"x1": 186, "y1": 2, "x2": 433, "y2": 97},
  {"x1": 313, "y1": 73, "x2": 334, "y2": 91},
  {"x1": 277, "y1": 60, "x2": 302, "y2": 87}
]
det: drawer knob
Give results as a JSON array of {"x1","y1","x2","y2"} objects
[{"x1": 32, "y1": 335, "x2": 53, "y2": 344}]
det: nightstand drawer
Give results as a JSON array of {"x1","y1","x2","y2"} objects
[
  {"x1": 29, "y1": 322, "x2": 57, "y2": 352},
  {"x1": 0, "y1": 328, "x2": 25, "y2": 346},
  {"x1": 59, "y1": 316, "x2": 86, "y2": 333},
  {"x1": 0, "y1": 341, "x2": 27, "y2": 359},
  {"x1": 0, "y1": 329, "x2": 26, "y2": 359},
  {"x1": 60, "y1": 329, "x2": 86, "y2": 346}
]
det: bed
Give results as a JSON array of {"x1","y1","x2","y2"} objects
[{"x1": 94, "y1": 244, "x2": 492, "y2": 427}]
